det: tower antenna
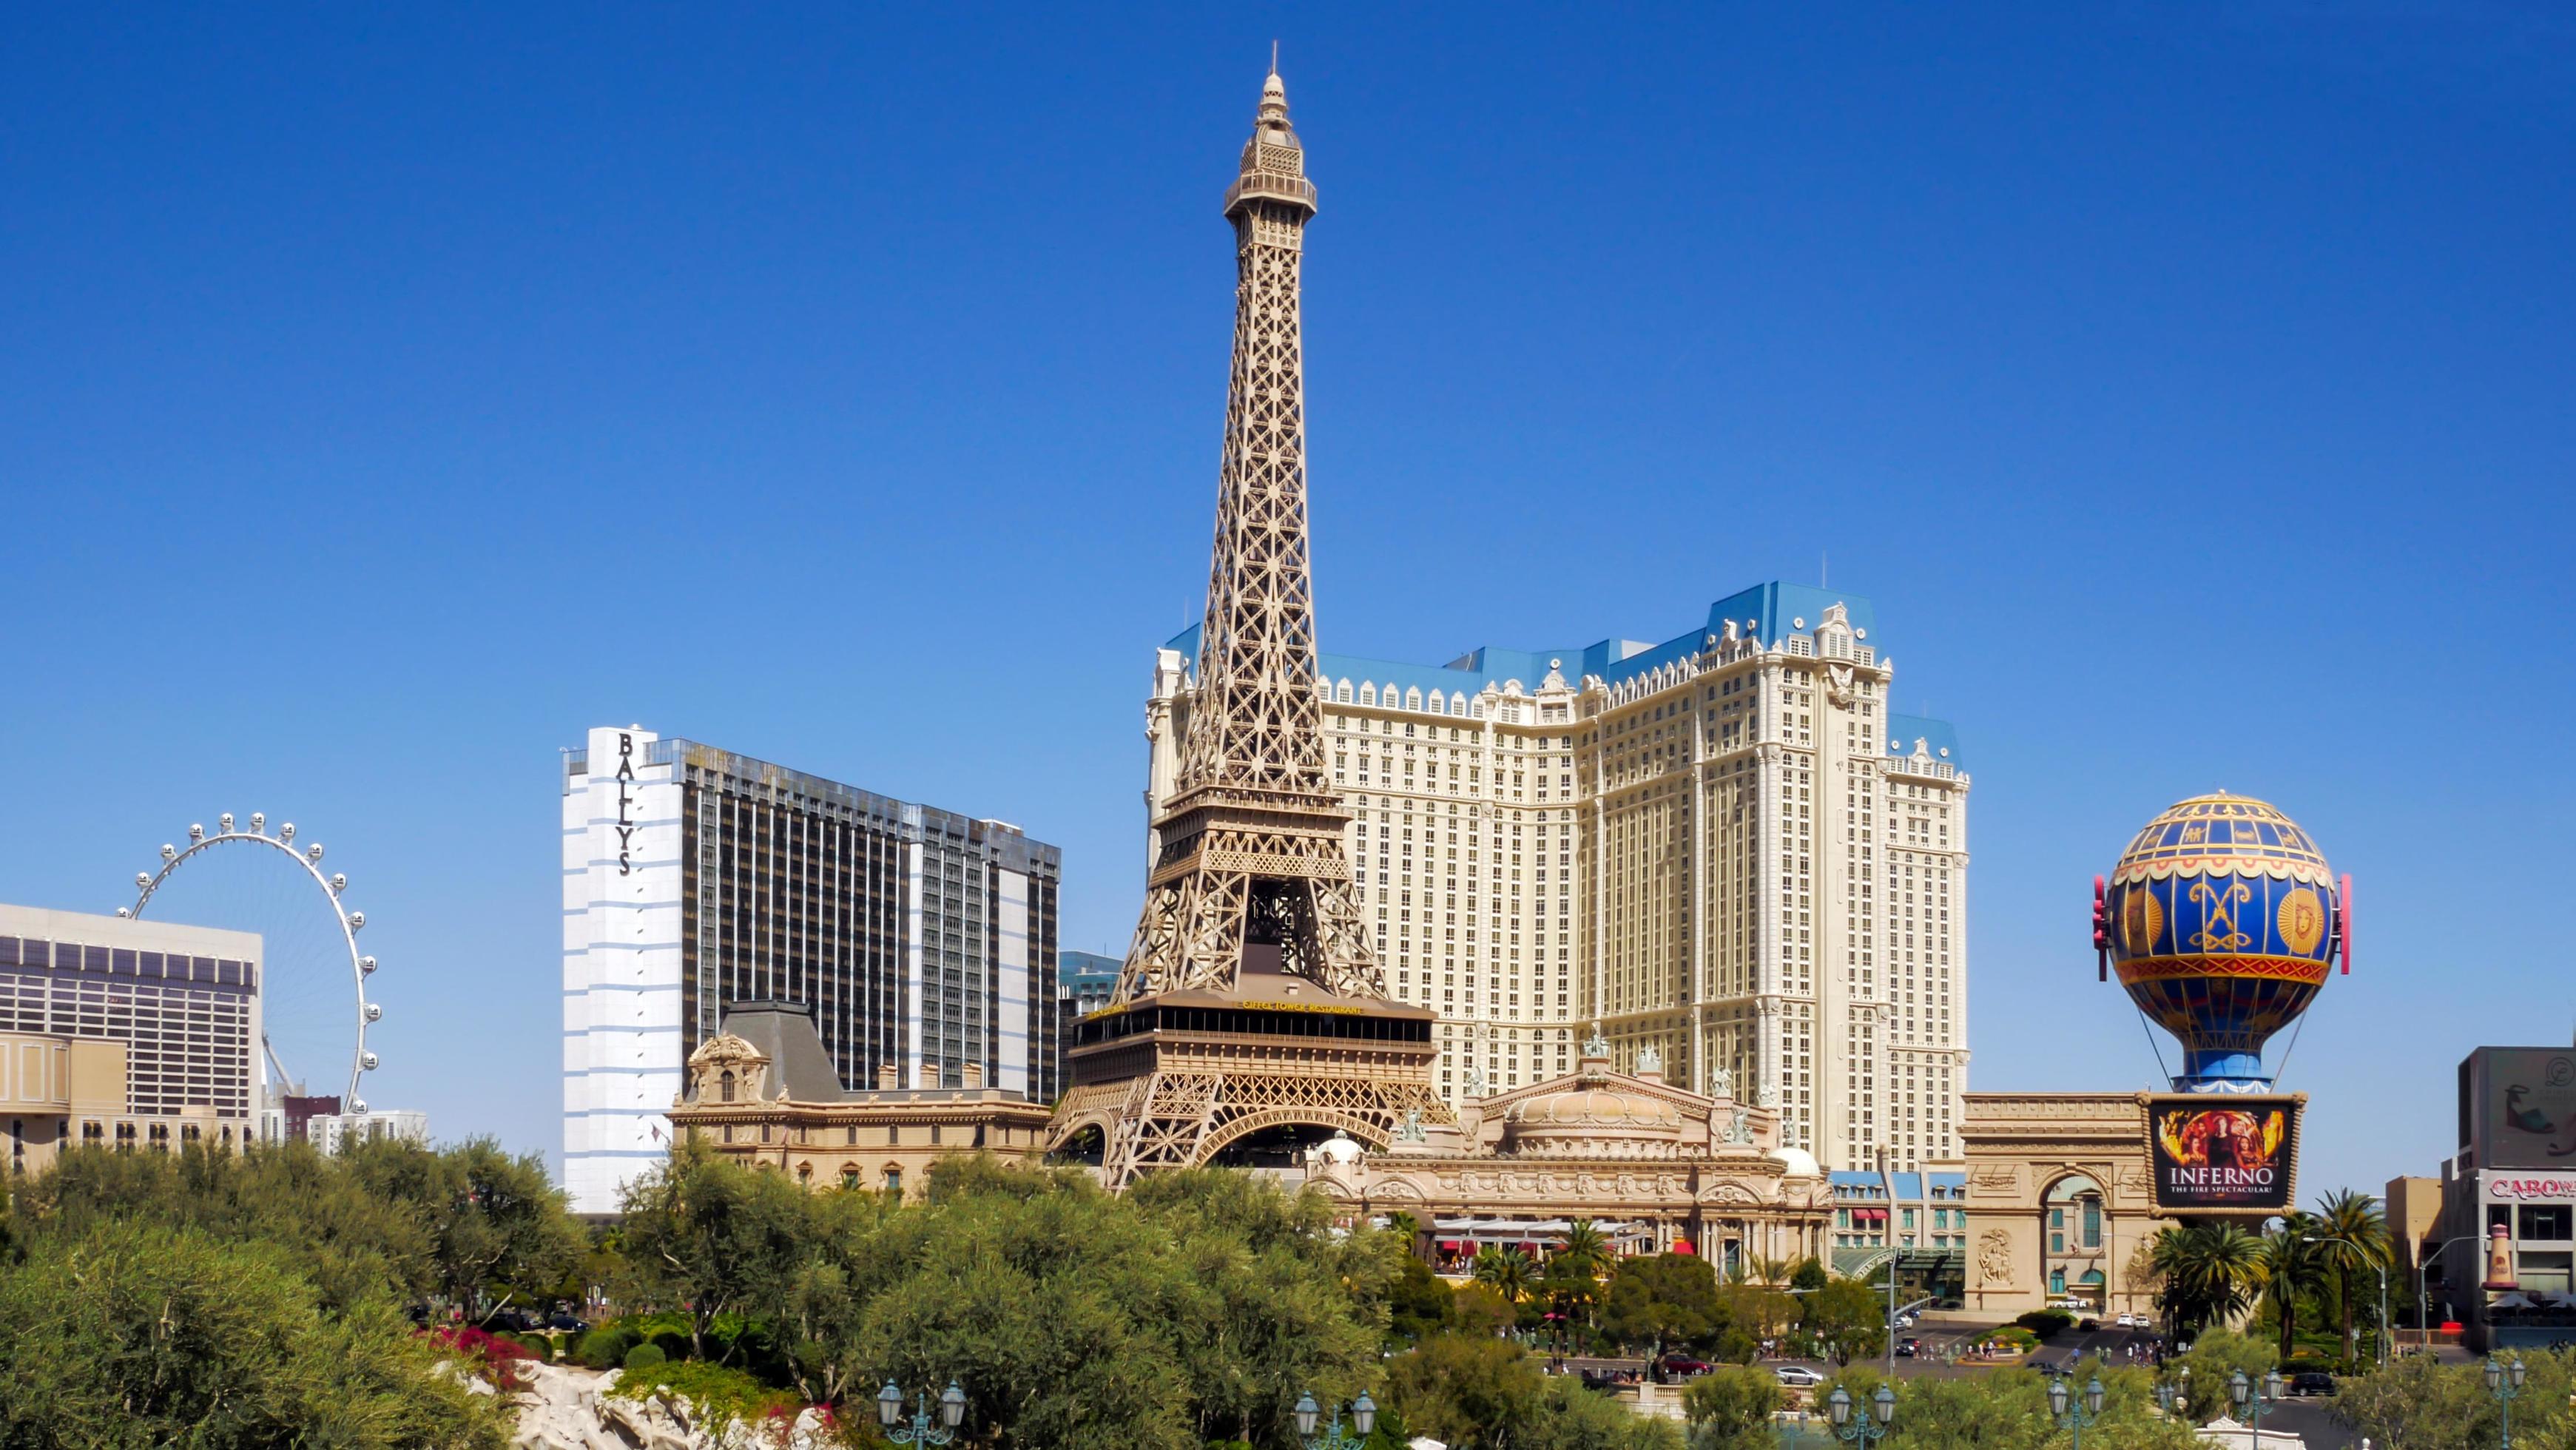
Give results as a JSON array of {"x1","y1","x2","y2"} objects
[{"x1": 1270, "y1": 39, "x2": 1279, "y2": 75}]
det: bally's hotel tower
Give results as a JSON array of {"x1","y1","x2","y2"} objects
[
  {"x1": 561, "y1": 726, "x2": 1059, "y2": 1212},
  {"x1": 1146, "y1": 584, "x2": 1970, "y2": 1172}
]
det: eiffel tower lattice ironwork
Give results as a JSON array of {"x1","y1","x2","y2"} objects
[{"x1": 1050, "y1": 67, "x2": 1451, "y2": 1186}]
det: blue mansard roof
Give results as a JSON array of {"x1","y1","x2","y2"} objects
[{"x1": 1160, "y1": 581, "x2": 1962, "y2": 766}]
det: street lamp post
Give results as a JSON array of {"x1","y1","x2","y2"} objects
[
  {"x1": 2484, "y1": 1357, "x2": 2527, "y2": 1450},
  {"x1": 1295, "y1": 1390, "x2": 1378, "y2": 1450},
  {"x1": 878, "y1": 1381, "x2": 968, "y2": 1448},
  {"x1": 2157, "y1": 1365, "x2": 2194, "y2": 1425},
  {"x1": 1827, "y1": 1384, "x2": 1898, "y2": 1450},
  {"x1": 2419, "y1": 1235, "x2": 2484, "y2": 1357},
  {"x1": 2229, "y1": 1369, "x2": 2283, "y2": 1450},
  {"x1": 2052, "y1": 1375, "x2": 2107, "y2": 1450}
]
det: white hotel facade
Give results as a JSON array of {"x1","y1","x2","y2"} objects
[
  {"x1": 1144, "y1": 584, "x2": 1970, "y2": 1172},
  {"x1": 560, "y1": 726, "x2": 1059, "y2": 1213}
]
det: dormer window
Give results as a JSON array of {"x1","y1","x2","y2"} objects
[{"x1": 719, "y1": 1070, "x2": 736, "y2": 1103}]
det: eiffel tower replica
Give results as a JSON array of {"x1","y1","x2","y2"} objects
[{"x1": 1052, "y1": 66, "x2": 1451, "y2": 1187}]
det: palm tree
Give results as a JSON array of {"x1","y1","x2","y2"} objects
[
  {"x1": 1473, "y1": 1245, "x2": 1530, "y2": 1303},
  {"x1": 2314, "y1": 1189, "x2": 2393, "y2": 1361},
  {"x1": 1384, "y1": 1210, "x2": 1424, "y2": 1262},
  {"x1": 1556, "y1": 1219, "x2": 1611, "y2": 1281},
  {"x1": 2262, "y1": 1213, "x2": 2329, "y2": 1361},
  {"x1": 2151, "y1": 1221, "x2": 2268, "y2": 1335}
]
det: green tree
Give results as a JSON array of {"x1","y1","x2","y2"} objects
[
  {"x1": 1454, "y1": 1282, "x2": 1521, "y2": 1337},
  {"x1": 345, "y1": 1135, "x2": 584, "y2": 1321},
  {"x1": 1392, "y1": 1255, "x2": 1456, "y2": 1342},
  {"x1": 2313, "y1": 1187, "x2": 2393, "y2": 1363},
  {"x1": 1682, "y1": 1363, "x2": 1780, "y2": 1449},
  {"x1": 1557, "y1": 1219, "x2": 1612, "y2": 1280},
  {"x1": 2333, "y1": 1345, "x2": 2576, "y2": 1450},
  {"x1": 1716, "y1": 1283, "x2": 1801, "y2": 1346},
  {"x1": 1799, "y1": 1278, "x2": 1887, "y2": 1366},
  {"x1": 1127, "y1": 1168, "x2": 1396, "y2": 1446},
  {"x1": 615, "y1": 1139, "x2": 817, "y2": 1361},
  {"x1": 1599, "y1": 1252, "x2": 1726, "y2": 1361},
  {"x1": 1790, "y1": 1256, "x2": 1829, "y2": 1292},
  {"x1": 2151, "y1": 1221, "x2": 2267, "y2": 1337},
  {"x1": 1386, "y1": 1334, "x2": 1680, "y2": 1450},
  {"x1": 2259, "y1": 1212, "x2": 2327, "y2": 1362},
  {"x1": 0, "y1": 1218, "x2": 506, "y2": 1449},
  {"x1": 2175, "y1": 1328, "x2": 2276, "y2": 1423},
  {"x1": 1475, "y1": 1244, "x2": 1533, "y2": 1303}
]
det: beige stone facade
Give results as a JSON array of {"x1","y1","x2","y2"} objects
[
  {"x1": 1959, "y1": 1091, "x2": 2164, "y2": 1317},
  {"x1": 1303, "y1": 1044, "x2": 1832, "y2": 1272},
  {"x1": 2, "y1": 1031, "x2": 245, "y2": 1172},
  {"x1": 1149, "y1": 598, "x2": 1969, "y2": 1172},
  {"x1": 664, "y1": 1003, "x2": 1049, "y2": 1202}
]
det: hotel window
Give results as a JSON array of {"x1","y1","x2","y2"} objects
[{"x1": 2521, "y1": 1205, "x2": 2573, "y2": 1241}]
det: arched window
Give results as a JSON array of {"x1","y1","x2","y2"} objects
[
  {"x1": 796, "y1": 1162, "x2": 812, "y2": 1184},
  {"x1": 719, "y1": 1070, "x2": 736, "y2": 1104},
  {"x1": 1405, "y1": 687, "x2": 1422, "y2": 712},
  {"x1": 883, "y1": 1165, "x2": 903, "y2": 1196},
  {"x1": 1336, "y1": 681, "x2": 1352, "y2": 703}
]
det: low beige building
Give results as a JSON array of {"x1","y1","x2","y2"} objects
[
  {"x1": 2, "y1": 1032, "x2": 244, "y2": 1171},
  {"x1": 664, "y1": 1002, "x2": 1050, "y2": 1200},
  {"x1": 1303, "y1": 1041, "x2": 1832, "y2": 1272},
  {"x1": 1959, "y1": 1092, "x2": 2165, "y2": 1317}
]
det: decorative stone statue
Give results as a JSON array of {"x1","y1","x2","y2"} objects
[
  {"x1": 1582, "y1": 1028, "x2": 1610, "y2": 1058},
  {"x1": 1757, "y1": 1084, "x2": 1778, "y2": 1108},
  {"x1": 1725, "y1": 1107, "x2": 1753, "y2": 1144},
  {"x1": 1463, "y1": 1068, "x2": 1489, "y2": 1099},
  {"x1": 1709, "y1": 1065, "x2": 1733, "y2": 1099},
  {"x1": 1636, "y1": 1044, "x2": 1662, "y2": 1076},
  {"x1": 1977, "y1": 1229, "x2": 2014, "y2": 1287},
  {"x1": 1394, "y1": 1107, "x2": 1427, "y2": 1143}
]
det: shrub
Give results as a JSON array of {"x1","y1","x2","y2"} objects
[
  {"x1": 428, "y1": 1326, "x2": 535, "y2": 1393},
  {"x1": 573, "y1": 1325, "x2": 638, "y2": 1369},
  {"x1": 603, "y1": 1360, "x2": 800, "y2": 1438},
  {"x1": 623, "y1": 1343, "x2": 667, "y2": 1372},
  {"x1": 2015, "y1": 1309, "x2": 2074, "y2": 1338},
  {"x1": 649, "y1": 1330, "x2": 691, "y2": 1363}
]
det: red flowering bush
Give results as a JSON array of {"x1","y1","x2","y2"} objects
[{"x1": 425, "y1": 1325, "x2": 538, "y2": 1394}]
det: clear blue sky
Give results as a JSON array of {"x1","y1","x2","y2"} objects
[{"x1": 7, "y1": 7, "x2": 2569, "y2": 1198}]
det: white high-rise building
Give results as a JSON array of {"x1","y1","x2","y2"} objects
[
  {"x1": 1144, "y1": 584, "x2": 1969, "y2": 1170},
  {"x1": 560, "y1": 725, "x2": 1059, "y2": 1213}
]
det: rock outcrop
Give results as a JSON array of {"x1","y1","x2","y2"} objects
[{"x1": 511, "y1": 1363, "x2": 837, "y2": 1450}]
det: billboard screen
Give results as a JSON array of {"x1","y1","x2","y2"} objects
[
  {"x1": 2147, "y1": 1097, "x2": 2300, "y2": 1213},
  {"x1": 2468, "y1": 1048, "x2": 2576, "y2": 1170}
]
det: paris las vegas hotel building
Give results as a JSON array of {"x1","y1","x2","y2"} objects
[{"x1": 1146, "y1": 586, "x2": 1969, "y2": 1170}]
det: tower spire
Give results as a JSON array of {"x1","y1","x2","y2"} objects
[
  {"x1": 1119, "y1": 64, "x2": 1366, "y2": 1002},
  {"x1": 1048, "y1": 67, "x2": 1450, "y2": 1187}
]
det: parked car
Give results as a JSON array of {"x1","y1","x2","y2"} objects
[
  {"x1": 1661, "y1": 1355, "x2": 1713, "y2": 1377},
  {"x1": 544, "y1": 1313, "x2": 589, "y2": 1333},
  {"x1": 1776, "y1": 1366, "x2": 1828, "y2": 1387},
  {"x1": 1895, "y1": 1338, "x2": 1922, "y2": 1358},
  {"x1": 2077, "y1": 1318, "x2": 2100, "y2": 1333},
  {"x1": 2114, "y1": 1312, "x2": 2142, "y2": 1329},
  {"x1": 2289, "y1": 1372, "x2": 2336, "y2": 1397}
]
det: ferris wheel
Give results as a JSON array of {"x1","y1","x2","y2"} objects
[{"x1": 118, "y1": 812, "x2": 381, "y2": 1111}]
